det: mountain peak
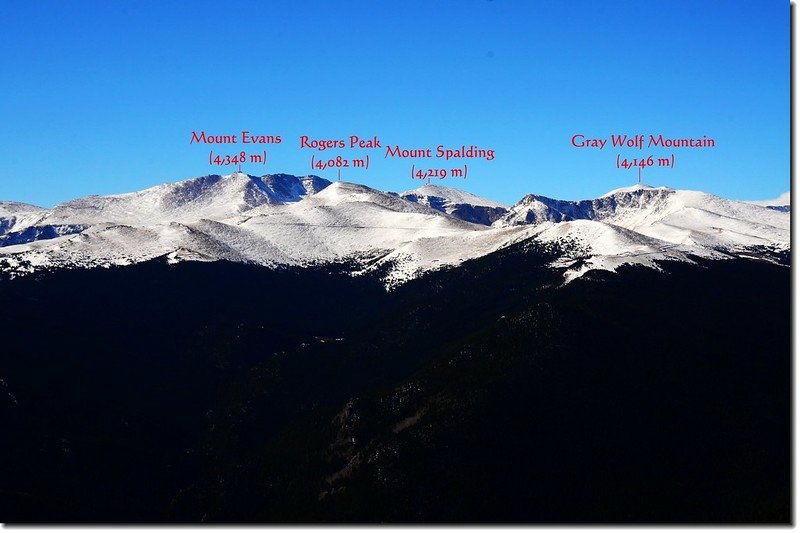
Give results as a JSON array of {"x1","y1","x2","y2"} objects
[
  {"x1": 399, "y1": 184, "x2": 509, "y2": 225},
  {"x1": 401, "y1": 184, "x2": 508, "y2": 209},
  {"x1": 40, "y1": 173, "x2": 332, "y2": 226},
  {"x1": 308, "y1": 181, "x2": 438, "y2": 214},
  {"x1": 600, "y1": 184, "x2": 673, "y2": 198},
  {"x1": 745, "y1": 191, "x2": 790, "y2": 207},
  {"x1": 0, "y1": 201, "x2": 48, "y2": 216}
]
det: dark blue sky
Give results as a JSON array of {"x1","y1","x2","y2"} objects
[{"x1": 0, "y1": 0, "x2": 789, "y2": 206}]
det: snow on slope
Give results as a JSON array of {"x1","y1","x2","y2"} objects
[
  {"x1": 0, "y1": 181, "x2": 508, "y2": 282},
  {"x1": 744, "y1": 191, "x2": 790, "y2": 213},
  {"x1": 233, "y1": 182, "x2": 519, "y2": 284},
  {"x1": 0, "y1": 175, "x2": 790, "y2": 286},
  {"x1": 600, "y1": 184, "x2": 671, "y2": 197},
  {"x1": 401, "y1": 184, "x2": 508, "y2": 209},
  {"x1": 42, "y1": 172, "x2": 330, "y2": 225},
  {"x1": 499, "y1": 185, "x2": 788, "y2": 250},
  {"x1": 493, "y1": 185, "x2": 789, "y2": 282},
  {"x1": 0, "y1": 201, "x2": 48, "y2": 235},
  {"x1": 0, "y1": 201, "x2": 47, "y2": 217},
  {"x1": 528, "y1": 219, "x2": 726, "y2": 283},
  {"x1": 401, "y1": 184, "x2": 509, "y2": 226},
  {"x1": 746, "y1": 191, "x2": 790, "y2": 206}
]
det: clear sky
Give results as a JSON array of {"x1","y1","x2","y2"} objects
[{"x1": 0, "y1": 0, "x2": 789, "y2": 207}]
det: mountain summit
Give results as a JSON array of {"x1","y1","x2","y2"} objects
[
  {"x1": 42, "y1": 172, "x2": 331, "y2": 226},
  {"x1": 401, "y1": 184, "x2": 508, "y2": 225}
]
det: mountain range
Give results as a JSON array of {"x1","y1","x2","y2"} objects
[
  {"x1": 0, "y1": 172, "x2": 788, "y2": 285},
  {"x1": 0, "y1": 171, "x2": 790, "y2": 523}
]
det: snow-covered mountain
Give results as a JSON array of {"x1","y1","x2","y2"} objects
[
  {"x1": 0, "y1": 201, "x2": 48, "y2": 235},
  {"x1": 0, "y1": 175, "x2": 789, "y2": 286},
  {"x1": 0, "y1": 173, "x2": 333, "y2": 249},
  {"x1": 42, "y1": 173, "x2": 331, "y2": 226},
  {"x1": 498, "y1": 184, "x2": 787, "y2": 247},
  {"x1": 744, "y1": 191, "x2": 790, "y2": 212},
  {"x1": 495, "y1": 184, "x2": 789, "y2": 281},
  {"x1": 400, "y1": 184, "x2": 509, "y2": 225}
]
